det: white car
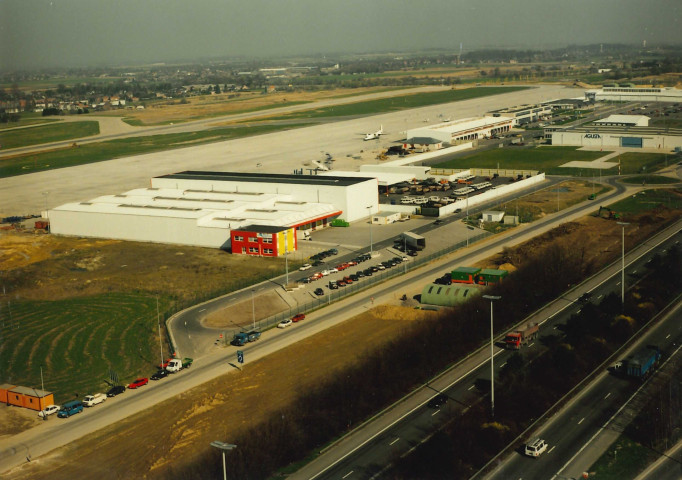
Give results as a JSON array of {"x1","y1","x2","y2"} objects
[
  {"x1": 321, "y1": 270, "x2": 330, "y2": 276},
  {"x1": 329, "y1": 268, "x2": 339, "y2": 274},
  {"x1": 525, "y1": 438, "x2": 548, "y2": 457},
  {"x1": 299, "y1": 263, "x2": 312, "y2": 271},
  {"x1": 83, "y1": 393, "x2": 107, "y2": 407},
  {"x1": 277, "y1": 319, "x2": 293, "y2": 328},
  {"x1": 38, "y1": 405, "x2": 60, "y2": 418}
]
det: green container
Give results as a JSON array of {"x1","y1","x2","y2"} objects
[{"x1": 450, "y1": 266, "x2": 481, "y2": 284}]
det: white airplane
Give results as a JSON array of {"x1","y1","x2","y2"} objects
[{"x1": 363, "y1": 125, "x2": 384, "y2": 141}]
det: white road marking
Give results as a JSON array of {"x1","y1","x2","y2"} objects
[
  {"x1": 616, "y1": 281, "x2": 621, "y2": 286},
  {"x1": 548, "y1": 445, "x2": 556, "y2": 453},
  {"x1": 468, "y1": 385, "x2": 475, "y2": 390},
  {"x1": 342, "y1": 471, "x2": 353, "y2": 479},
  {"x1": 553, "y1": 326, "x2": 557, "y2": 330},
  {"x1": 578, "y1": 417, "x2": 585, "y2": 425},
  {"x1": 597, "y1": 295, "x2": 603, "y2": 299},
  {"x1": 431, "y1": 410, "x2": 440, "y2": 416},
  {"x1": 632, "y1": 270, "x2": 637, "y2": 274},
  {"x1": 577, "y1": 309, "x2": 581, "y2": 314},
  {"x1": 199, "y1": 308, "x2": 206, "y2": 312},
  {"x1": 528, "y1": 342, "x2": 535, "y2": 348},
  {"x1": 666, "y1": 334, "x2": 671, "y2": 339},
  {"x1": 500, "y1": 362, "x2": 507, "y2": 368},
  {"x1": 604, "y1": 392, "x2": 611, "y2": 400},
  {"x1": 389, "y1": 438, "x2": 400, "y2": 446}
]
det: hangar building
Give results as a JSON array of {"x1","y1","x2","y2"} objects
[
  {"x1": 488, "y1": 104, "x2": 552, "y2": 126},
  {"x1": 546, "y1": 124, "x2": 682, "y2": 150},
  {"x1": 585, "y1": 86, "x2": 682, "y2": 103},
  {"x1": 406, "y1": 116, "x2": 513, "y2": 145},
  {"x1": 49, "y1": 171, "x2": 378, "y2": 252}
]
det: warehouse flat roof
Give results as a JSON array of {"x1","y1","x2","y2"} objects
[
  {"x1": 156, "y1": 171, "x2": 374, "y2": 187},
  {"x1": 419, "y1": 116, "x2": 513, "y2": 133}
]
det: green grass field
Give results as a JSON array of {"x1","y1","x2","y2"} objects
[
  {"x1": 434, "y1": 146, "x2": 671, "y2": 178},
  {"x1": 0, "y1": 121, "x2": 100, "y2": 149},
  {"x1": 0, "y1": 112, "x2": 60, "y2": 130},
  {"x1": 434, "y1": 146, "x2": 608, "y2": 172},
  {"x1": 269, "y1": 86, "x2": 528, "y2": 120},
  {"x1": 589, "y1": 436, "x2": 658, "y2": 479},
  {"x1": 609, "y1": 189, "x2": 682, "y2": 215},
  {"x1": 0, "y1": 123, "x2": 310, "y2": 179},
  {"x1": 0, "y1": 293, "x2": 170, "y2": 402}
]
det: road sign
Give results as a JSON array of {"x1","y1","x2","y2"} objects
[{"x1": 237, "y1": 350, "x2": 244, "y2": 364}]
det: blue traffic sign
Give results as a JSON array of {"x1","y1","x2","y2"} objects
[{"x1": 237, "y1": 350, "x2": 244, "y2": 364}]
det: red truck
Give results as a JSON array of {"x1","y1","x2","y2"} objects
[{"x1": 504, "y1": 323, "x2": 539, "y2": 350}]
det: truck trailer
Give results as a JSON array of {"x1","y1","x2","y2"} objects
[
  {"x1": 231, "y1": 330, "x2": 261, "y2": 346},
  {"x1": 615, "y1": 346, "x2": 661, "y2": 378},
  {"x1": 400, "y1": 232, "x2": 426, "y2": 251},
  {"x1": 504, "y1": 323, "x2": 539, "y2": 349}
]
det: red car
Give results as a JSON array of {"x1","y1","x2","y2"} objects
[
  {"x1": 128, "y1": 378, "x2": 149, "y2": 389},
  {"x1": 292, "y1": 314, "x2": 306, "y2": 323}
]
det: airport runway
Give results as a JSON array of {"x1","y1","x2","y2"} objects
[{"x1": 0, "y1": 85, "x2": 582, "y2": 215}]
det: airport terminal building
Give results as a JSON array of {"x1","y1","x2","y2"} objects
[
  {"x1": 49, "y1": 171, "x2": 378, "y2": 252},
  {"x1": 406, "y1": 116, "x2": 513, "y2": 145}
]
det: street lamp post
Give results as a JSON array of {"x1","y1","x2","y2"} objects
[
  {"x1": 251, "y1": 289, "x2": 256, "y2": 330},
  {"x1": 367, "y1": 205, "x2": 373, "y2": 257},
  {"x1": 210, "y1": 441, "x2": 237, "y2": 480},
  {"x1": 617, "y1": 222, "x2": 630, "y2": 306},
  {"x1": 483, "y1": 295, "x2": 501, "y2": 417},
  {"x1": 284, "y1": 241, "x2": 289, "y2": 288}
]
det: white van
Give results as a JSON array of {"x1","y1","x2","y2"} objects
[
  {"x1": 83, "y1": 393, "x2": 106, "y2": 407},
  {"x1": 401, "y1": 196, "x2": 415, "y2": 204}
]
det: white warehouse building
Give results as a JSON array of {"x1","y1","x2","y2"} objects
[
  {"x1": 406, "y1": 116, "x2": 513, "y2": 145},
  {"x1": 585, "y1": 86, "x2": 682, "y2": 103},
  {"x1": 49, "y1": 171, "x2": 379, "y2": 249}
]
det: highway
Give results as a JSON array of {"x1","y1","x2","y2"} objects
[
  {"x1": 290, "y1": 220, "x2": 682, "y2": 480},
  {"x1": 0, "y1": 171, "x2": 634, "y2": 475}
]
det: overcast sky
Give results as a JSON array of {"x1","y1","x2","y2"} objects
[{"x1": 1, "y1": 0, "x2": 680, "y2": 71}]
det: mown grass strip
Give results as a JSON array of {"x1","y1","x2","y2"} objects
[
  {"x1": 0, "y1": 121, "x2": 99, "y2": 149},
  {"x1": 0, "y1": 122, "x2": 311, "y2": 179},
  {"x1": 268, "y1": 86, "x2": 528, "y2": 120}
]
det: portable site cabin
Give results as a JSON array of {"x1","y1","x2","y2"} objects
[
  {"x1": 0, "y1": 384, "x2": 16, "y2": 404},
  {"x1": 451, "y1": 266, "x2": 481, "y2": 284},
  {"x1": 476, "y1": 269, "x2": 508, "y2": 285},
  {"x1": 3, "y1": 386, "x2": 55, "y2": 411}
]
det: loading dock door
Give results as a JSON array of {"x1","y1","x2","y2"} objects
[{"x1": 621, "y1": 137, "x2": 643, "y2": 148}]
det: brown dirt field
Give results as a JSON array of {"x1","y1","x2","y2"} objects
[
  {"x1": 9, "y1": 306, "x2": 436, "y2": 480},
  {"x1": 0, "y1": 406, "x2": 42, "y2": 440},
  {"x1": 0, "y1": 230, "x2": 285, "y2": 302},
  {"x1": 512, "y1": 180, "x2": 604, "y2": 220},
  {"x1": 98, "y1": 88, "x2": 389, "y2": 126},
  {"x1": 203, "y1": 291, "x2": 288, "y2": 329}
]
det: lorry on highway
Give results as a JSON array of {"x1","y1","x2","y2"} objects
[
  {"x1": 231, "y1": 330, "x2": 261, "y2": 346},
  {"x1": 613, "y1": 346, "x2": 661, "y2": 378},
  {"x1": 166, "y1": 357, "x2": 193, "y2": 373},
  {"x1": 504, "y1": 323, "x2": 539, "y2": 349}
]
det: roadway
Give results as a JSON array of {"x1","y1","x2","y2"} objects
[
  {"x1": 0, "y1": 170, "x2": 631, "y2": 475},
  {"x1": 290, "y1": 220, "x2": 682, "y2": 480}
]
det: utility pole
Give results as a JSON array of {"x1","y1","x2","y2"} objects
[
  {"x1": 483, "y1": 295, "x2": 501, "y2": 417},
  {"x1": 157, "y1": 297, "x2": 164, "y2": 364},
  {"x1": 617, "y1": 222, "x2": 630, "y2": 306}
]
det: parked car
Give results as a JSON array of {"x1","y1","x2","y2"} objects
[
  {"x1": 106, "y1": 385, "x2": 126, "y2": 397},
  {"x1": 278, "y1": 319, "x2": 293, "y2": 328},
  {"x1": 151, "y1": 369, "x2": 170, "y2": 380},
  {"x1": 292, "y1": 314, "x2": 306, "y2": 323},
  {"x1": 364, "y1": 268, "x2": 373, "y2": 276},
  {"x1": 57, "y1": 400, "x2": 83, "y2": 418},
  {"x1": 376, "y1": 264, "x2": 386, "y2": 270},
  {"x1": 349, "y1": 274, "x2": 359, "y2": 282},
  {"x1": 128, "y1": 378, "x2": 149, "y2": 389},
  {"x1": 525, "y1": 438, "x2": 548, "y2": 457},
  {"x1": 356, "y1": 271, "x2": 365, "y2": 278},
  {"x1": 38, "y1": 405, "x2": 60, "y2": 418},
  {"x1": 321, "y1": 270, "x2": 331, "y2": 276},
  {"x1": 314, "y1": 288, "x2": 324, "y2": 296},
  {"x1": 329, "y1": 281, "x2": 339, "y2": 290},
  {"x1": 83, "y1": 393, "x2": 107, "y2": 407},
  {"x1": 427, "y1": 394, "x2": 449, "y2": 409},
  {"x1": 329, "y1": 267, "x2": 339, "y2": 274},
  {"x1": 299, "y1": 263, "x2": 312, "y2": 271}
]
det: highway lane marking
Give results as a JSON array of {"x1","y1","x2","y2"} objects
[
  {"x1": 553, "y1": 326, "x2": 557, "y2": 330},
  {"x1": 632, "y1": 270, "x2": 637, "y2": 274},
  {"x1": 342, "y1": 471, "x2": 353, "y2": 479},
  {"x1": 500, "y1": 362, "x2": 507, "y2": 368},
  {"x1": 553, "y1": 342, "x2": 682, "y2": 479},
  {"x1": 468, "y1": 385, "x2": 475, "y2": 390},
  {"x1": 616, "y1": 281, "x2": 621, "y2": 286},
  {"x1": 597, "y1": 295, "x2": 603, "y2": 299},
  {"x1": 389, "y1": 438, "x2": 400, "y2": 446},
  {"x1": 548, "y1": 445, "x2": 556, "y2": 454},
  {"x1": 604, "y1": 392, "x2": 611, "y2": 400},
  {"x1": 577, "y1": 309, "x2": 581, "y2": 314},
  {"x1": 528, "y1": 342, "x2": 535, "y2": 348},
  {"x1": 578, "y1": 417, "x2": 585, "y2": 425},
  {"x1": 431, "y1": 410, "x2": 440, "y2": 416},
  {"x1": 199, "y1": 308, "x2": 206, "y2": 312},
  {"x1": 666, "y1": 334, "x2": 671, "y2": 339}
]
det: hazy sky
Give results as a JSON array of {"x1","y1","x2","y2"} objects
[{"x1": 1, "y1": 0, "x2": 680, "y2": 71}]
